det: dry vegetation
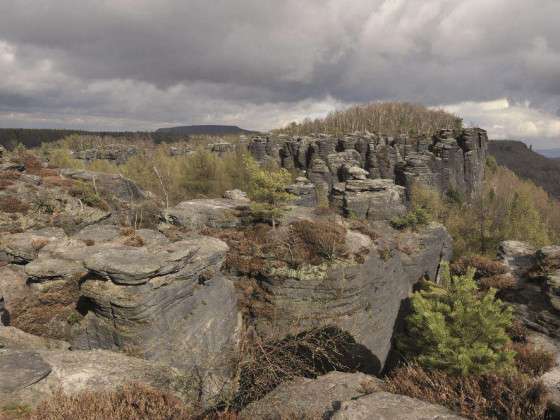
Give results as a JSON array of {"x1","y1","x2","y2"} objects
[
  {"x1": 276, "y1": 102, "x2": 462, "y2": 136},
  {"x1": 10, "y1": 277, "x2": 82, "y2": 340},
  {"x1": 386, "y1": 364, "x2": 548, "y2": 420},
  {"x1": 29, "y1": 384, "x2": 194, "y2": 420}
]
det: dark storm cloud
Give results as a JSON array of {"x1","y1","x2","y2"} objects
[{"x1": 0, "y1": 0, "x2": 560, "y2": 140}]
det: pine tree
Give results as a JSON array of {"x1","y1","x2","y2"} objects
[
  {"x1": 399, "y1": 263, "x2": 515, "y2": 376},
  {"x1": 244, "y1": 156, "x2": 295, "y2": 228}
]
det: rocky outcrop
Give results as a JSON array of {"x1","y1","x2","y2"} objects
[
  {"x1": 0, "y1": 222, "x2": 243, "y2": 406},
  {"x1": 0, "y1": 348, "x2": 188, "y2": 407},
  {"x1": 249, "y1": 128, "x2": 488, "y2": 200},
  {"x1": 73, "y1": 144, "x2": 139, "y2": 164},
  {"x1": 253, "y1": 222, "x2": 452, "y2": 373},
  {"x1": 331, "y1": 178, "x2": 407, "y2": 221}
]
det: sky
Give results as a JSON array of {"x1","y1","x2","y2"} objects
[{"x1": 1, "y1": 0, "x2": 560, "y2": 147}]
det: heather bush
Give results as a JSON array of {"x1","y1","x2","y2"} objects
[
  {"x1": 30, "y1": 383, "x2": 193, "y2": 420},
  {"x1": 386, "y1": 364, "x2": 547, "y2": 420}
]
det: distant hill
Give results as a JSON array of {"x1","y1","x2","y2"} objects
[
  {"x1": 536, "y1": 148, "x2": 560, "y2": 159},
  {"x1": 0, "y1": 126, "x2": 248, "y2": 150},
  {"x1": 488, "y1": 140, "x2": 560, "y2": 199},
  {"x1": 156, "y1": 125, "x2": 257, "y2": 136}
]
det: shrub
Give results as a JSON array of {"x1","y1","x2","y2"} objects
[
  {"x1": 390, "y1": 207, "x2": 430, "y2": 230},
  {"x1": 0, "y1": 196, "x2": 30, "y2": 214},
  {"x1": 512, "y1": 342, "x2": 556, "y2": 377},
  {"x1": 235, "y1": 326, "x2": 364, "y2": 408},
  {"x1": 10, "y1": 278, "x2": 81, "y2": 340},
  {"x1": 245, "y1": 156, "x2": 295, "y2": 228},
  {"x1": 31, "y1": 383, "x2": 192, "y2": 420},
  {"x1": 386, "y1": 364, "x2": 548, "y2": 420},
  {"x1": 290, "y1": 219, "x2": 346, "y2": 261},
  {"x1": 398, "y1": 264, "x2": 515, "y2": 375},
  {"x1": 68, "y1": 181, "x2": 110, "y2": 211}
]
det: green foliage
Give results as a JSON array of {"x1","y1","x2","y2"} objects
[
  {"x1": 399, "y1": 264, "x2": 515, "y2": 376},
  {"x1": 275, "y1": 102, "x2": 462, "y2": 136},
  {"x1": 391, "y1": 207, "x2": 430, "y2": 230},
  {"x1": 244, "y1": 156, "x2": 295, "y2": 226}
]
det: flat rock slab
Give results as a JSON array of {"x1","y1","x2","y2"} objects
[
  {"x1": 85, "y1": 247, "x2": 163, "y2": 284},
  {"x1": 332, "y1": 392, "x2": 465, "y2": 419},
  {"x1": 0, "y1": 350, "x2": 52, "y2": 393},
  {"x1": 241, "y1": 372, "x2": 384, "y2": 419}
]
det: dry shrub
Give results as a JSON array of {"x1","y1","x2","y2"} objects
[
  {"x1": 10, "y1": 278, "x2": 81, "y2": 340},
  {"x1": 42, "y1": 176, "x2": 74, "y2": 189},
  {"x1": 31, "y1": 383, "x2": 193, "y2": 420},
  {"x1": 211, "y1": 220, "x2": 348, "y2": 277},
  {"x1": 347, "y1": 219, "x2": 379, "y2": 241},
  {"x1": 479, "y1": 273, "x2": 517, "y2": 290},
  {"x1": 123, "y1": 235, "x2": 145, "y2": 247},
  {"x1": 386, "y1": 364, "x2": 548, "y2": 420},
  {"x1": 0, "y1": 179, "x2": 14, "y2": 189},
  {"x1": 68, "y1": 181, "x2": 110, "y2": 211},
  {"x1": 14, "y1": 153, "x2": 44, "y2": 175},
  {"x1": 512, "y1": 342, "x2": 556, "y2": 377},
  {"x1": 451, "y1": 255, "x2": 509, "y2": 278},
  {"x1": 235, "y1": 326, "x2": 366, "y2": 409},
  {"x1": 289, "y1": 219, "x2": 347, "y2": 263},
  {"x1": 508, "y1": 320, "x2": 529, "y2": 343},
  {"x1": 119, "y1": 227, "x2": 145, "y2": 247},
  {"x1": 2, "y1": 170, "x2": 22, "y2": 180},
  {"x1": 0, "y1": 196, "x2": 30, "y2": 214}
]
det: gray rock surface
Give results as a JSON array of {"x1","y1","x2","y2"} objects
[
  {"x1": 249, "y1": 128, "x2": 488, "y2": 200},
  {"x1": 332, "y1": 392, "x2": 465, "y2": 419},
  {"x1": 0, "y1": 349, "x2": 189, "y2": 407},
  {"x1": 240, "y1": 372, "x2": 384, "y2": 420},
  {"x1": 164, "y1": 198, "x2": 250, "y2": 229},
  {"x1": 255, "y1": 222, "x2": 452, "y2": 373},
  {"x1": 332, "y1": 178, "x2": 407, "y2": 221},
  {"x1": 498, "y1": 240, "x2": 537, "y2": 283},
  {"x1": 0, "y1": 326, "x2": 70, "y2": 350}
]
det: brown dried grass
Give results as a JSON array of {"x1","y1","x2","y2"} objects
[{"x1": 386, "y1": 364, "x2": 548, "y2": 420}]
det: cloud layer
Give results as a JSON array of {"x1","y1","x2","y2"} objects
[{"x1": 1, "y1": 0, "x2": 560, "y2": 144}]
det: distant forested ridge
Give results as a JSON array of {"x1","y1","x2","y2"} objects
[
  {"x1": 0, "y1": 125, "x2": 257, "y2": 150},
  {"x1": 488, "y1": 140, "x2": 560, "y2": 199},
  {"x1": 156, "y1": 125, "x2": 257, "y2": 136}
]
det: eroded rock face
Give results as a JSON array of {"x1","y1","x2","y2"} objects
[
  {"x1": 253, "y1": 223, "x2": 452, "y2": 373},
  {"x1": 249, "y1": 128, "x2": 488, "y2": 200},
  {"x1": 332, "y1": 392, "x2": 465, "y2": 420},
  {"x1": 332, "y1": 178, "x2": 407, "y2": 221},
  {"x1": 0, "y1": 222, "x2": 243, "y2": 406}
]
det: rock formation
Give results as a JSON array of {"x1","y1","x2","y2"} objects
[{"x1": 249, "y1": 128, "x2": 488, "y2": 200}]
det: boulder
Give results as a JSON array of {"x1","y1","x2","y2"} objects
[
  {"x1": 331, "y1": 392, "x2": 465, "y2": 419},
  {"x1": 164, "y1": 198, "x2": 249, "y2": 229},
  {"x1": 0, "y1": 228, "x2": 66, "y2": 263},
  {"x1": 498, "y1": 240, "x2": 537, "y2": 282},
  {"x1": 223, "y1": 189, "x2": 250, "y2": 202},
  {"x1": 240, "y1": 372, "x2": 384, "y2": 419},
  {"x1": 0, "y1": 349, "x2": 189, "y2": 407},
  {"x1": 0, "y1": 326, "x2": 69, "y2": 350}
]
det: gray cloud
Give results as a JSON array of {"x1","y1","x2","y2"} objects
[{"x1": 0, "y1": 0, "x2": 560, "y2": 142}]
